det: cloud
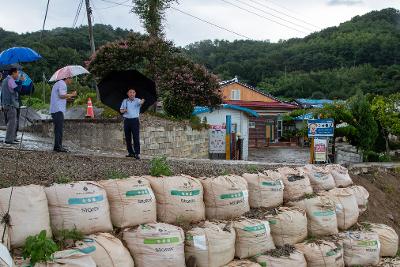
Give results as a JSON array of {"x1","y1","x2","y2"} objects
[{"x1": 327, "y1": 0, "x2": 363, "y2": 6}]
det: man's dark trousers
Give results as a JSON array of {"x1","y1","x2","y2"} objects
[
  {"x1": 51, "y1": 111, "x2": 64, "y2": 150},
  {"x1": 124, "y1": 117, "x2": 140, "y2": 155}
]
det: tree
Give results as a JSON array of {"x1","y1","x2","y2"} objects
[
  {"x1": 132, "y1": 0, "x2": 177, "y2": 38},
  {"x1": 348, "y1": 91, "x2": 378, "y2": 151},
  {"x1": 371, "y1": 93, "x2": 400, "y2": 153},
  {"x1": 87, "y1": 34, "x2": 222, "y2": 118}
]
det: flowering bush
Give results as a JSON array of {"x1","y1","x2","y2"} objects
[{"x1": 87, "y1": 34, "x2": 222, "y2": 118}]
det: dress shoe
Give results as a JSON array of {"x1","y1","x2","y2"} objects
[
  {"x1": 54, "y1": 148, "x2": 68, "y2": 153},
  {"x1": 126, "y1": 154, "x2": 135, "y2": 158},
  {"x1": 134, "y1": 154, "x2": 141, "y2": 160},
  {"x1": 5, "y1": 141, "x2": 18, "y2": 145}
]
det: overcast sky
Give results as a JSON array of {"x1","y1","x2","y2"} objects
[{"x1": 0, "y1": 0, "x2": 399, "y2": 46}]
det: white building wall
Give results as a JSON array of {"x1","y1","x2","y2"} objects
[{"x1": 197, "y1": 108, "x2": 250, "y2": 160}]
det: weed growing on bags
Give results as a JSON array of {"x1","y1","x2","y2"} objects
[{"x1": 22, "y1": 230, "x2": 58, "y2": 266}]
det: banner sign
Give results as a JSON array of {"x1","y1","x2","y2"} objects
[
  {"x1": 314, "y1": 138, "x2": 328, "y2": 162},
  {"x1": 209, "y1": 125, "x2": 226, "y2": 153},
  {"x1": 308, "y1": 119, "x2": 334, "y2": 137}
]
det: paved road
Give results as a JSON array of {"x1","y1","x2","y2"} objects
[
  {"x1": 248, "y1": 147, "x2": 309, "y2": 164},
  {"x1": 1, "y1": 130, "x2": 309, "y2": 164}
]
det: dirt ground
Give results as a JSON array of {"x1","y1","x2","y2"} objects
[
  {"x1": 351, "y1": 168, "x2": 400, "y2": 236},
  {"x1": 0, "y1": 148, "x2": 285, "y2": 187}
]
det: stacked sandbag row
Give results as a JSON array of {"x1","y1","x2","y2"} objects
[{"x1": 0, "y1": 163, "x2": 398, "y2": 267}]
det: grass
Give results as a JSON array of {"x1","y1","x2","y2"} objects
[
  {"x1": 219, "y1": 169, "x2": 230, "y2": 176},
  {"x1": 245, "y1": 165, "x2": 259, "y2": 174},
  {"x1": 0, "y1": 178, "x2": 11, "y2": 188},
  {"x1": 55, "y1": 175, "x2": 72, "y2": 184},
  {"x1": 383, "y1": 184, "x2": 395, "y2": 194},
  {"x1": 54, "y1": 228, "x2": 84, "y2": 250},
  {"x1": 105, "y1": 170, "x2": 129, "y2": 180},
  {"x1": 305, "y1": 235, "x2": 318, "y2": 243},
  {"x1": 304, "y1": 193, "x2": 317, "y2": 199},
  {"x1": 149, "y1": 156, "x2": 172, "y2": 177}
]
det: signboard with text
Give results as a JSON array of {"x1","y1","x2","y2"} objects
[
  {"x1": 308, "y1": 119, "x2": 334, "y2": 137},
  {"x1": 209, "y1": 125, "x2": 226, "y2": 153},
  {"x1": 314, "y1": 138, "x2": 327, "y2": 162}
]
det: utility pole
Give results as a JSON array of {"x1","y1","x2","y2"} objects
[
  {"x1": 85, "y1": 0, "x2": 95, "y2": 55},
  {"x1": 85, "y1": 0, "x2": 100, "y2": 100}
]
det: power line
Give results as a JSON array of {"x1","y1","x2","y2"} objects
[
  {"x1": 264, "y1": 0, "x2": 310, "y2": 20},
  {"x1": 170, "y1": 7, "x2": 251, "y2": 40},
  {"x1": 40, "y1": 0, "x2": 51, "y2": 41},
  {"x1": 96, "y1": 0, "x2": 252, "y2": 39},
  {"x1": 95, "y1": 0, "x2": 130, "y2": 9},
  {"x1": 73, "y1": 0, "x2": 84, "y2": 28},
  {"x1": 252, "y1": 0, "x2": 320, "y2": 29},
  {"x1": 90, "y1": 0, "x2": 105, "y2": 24},
  {"x1": 220, "y1": 0, "x2": 306, "y2": 34},
  {"x1": 97, "y1": 0, "x2": 132, "y2": 7},
  {"x1": 80, "y1": 6, "x2": 87, "y2": 26},
  {"x1": 232, "y1": 0, "x2": 314, "y2": 32}
]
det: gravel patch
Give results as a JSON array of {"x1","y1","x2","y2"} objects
[{"x1": 0, "y1": 148, "x2": 296, "y2": 187}]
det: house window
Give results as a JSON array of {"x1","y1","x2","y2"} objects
[
  {"x1": 249, "y1": 122, "x2": 256, "y2": 128},
  {"x1": 231, "y1": 89, "x2": 241, "y2": 100}
]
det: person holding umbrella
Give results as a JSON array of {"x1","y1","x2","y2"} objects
[
  {"x1": 49, "y1": 77, "x2": 76, "y2": 152},
  {"x1": 49, "y1": 65, "x2": 89, "y2": 152},
  {"x1": 120, "y1": 88, "x2": 145, "y2": 159},
  {"x1": 1, "y1": 68, "x2": 25, "y2": 144}
]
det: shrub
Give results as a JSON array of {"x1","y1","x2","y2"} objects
[
  {"x1": 163, "y1": 93, "x2": 194, "y2": 119},
  {"x1": 22, "y1": 97, "x2": 49, "y2": 110},
  {"x1": 189, "y1": 115, "x2": 208, "y2": 131},
  {"x1": 363, "y1": 151, "x2": 380, "y2": 162}
]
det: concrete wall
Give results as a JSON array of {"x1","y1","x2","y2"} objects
[{"x1": 30, "y1": 119, "x2": 209, "y2": 159}]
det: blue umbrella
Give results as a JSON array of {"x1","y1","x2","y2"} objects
[{"x1": 0, "y1": 47, "x2": 41, "y2": 65}]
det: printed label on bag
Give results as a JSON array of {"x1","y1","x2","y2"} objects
[
  {"x1": 126, "y1": 189, "x2": 150, "y2": 197},
  {"x1": 314, "y1": 172, "x2": 329, "y2": 180},
  {"x1": 357, "y1": 240, "x2": 379, "y2": 247},
  {"x1": 262, "y1": 180, "x2": 283, "y2": 192},
  {"x1": 79, "y1": 246, "x2": 96, "y2": 254},
  {"x1": 144, "y1": 237, "x2": 180, "y2": 245},
  {"x1": 313, "y1": 210, "x2": 335, "y2": 217},
  {"x1": 220, "y1": 191, "x2": 244, "y2": 199},
  {"x1": 268, "y1": 219, "x2": 277, "y2": 225},
  {"x1": 335, "y1": 203, "x2": 343, "y2": 213},
  {"x1": 193, "y1": 235, "x2": 207, "y2": 251},
  {"x1": 68, "y1": 195, "x2": 104, "y2": 205},
  {"x1": 170, "y1": 190, "x2": 201, "y2": 196},
  {"x1": 243, "y1": 224, "x2": 266, "y2": 232}
]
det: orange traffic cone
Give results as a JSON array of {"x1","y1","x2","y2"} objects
[{"x1": 86, "y1": 98, "x2": 94, "y2": 118}]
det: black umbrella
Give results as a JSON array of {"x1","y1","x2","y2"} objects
[{"x1": 98, "y1": 70, "x2": 157, "y2": 113}]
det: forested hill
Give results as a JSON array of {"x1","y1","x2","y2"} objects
[
  {"x1": 0, "y1": 24, "x2": 132, "y2": 80},
  {"x1": 1, "y1": 8, "x2": 399, "y2": 99},
  {"x1": 185, "y1": 8, "x2": 400, "y2": 99}
]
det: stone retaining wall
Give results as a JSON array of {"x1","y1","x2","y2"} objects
[
  {"x1": 335, "y1": 142, "x2": 363, "y2": 165},
  {"x1": 29, "y1": 118, "x2": 209, "y2": 159}
]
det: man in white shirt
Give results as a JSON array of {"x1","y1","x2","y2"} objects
[
  {"x1": 120, "y1": 88, "x2": 145, "y2": 159},
  {"x1": 49, "y1": 77, "x2": 77, "y2": 152}
]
